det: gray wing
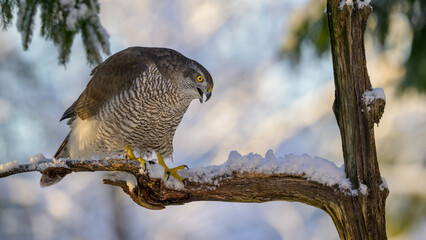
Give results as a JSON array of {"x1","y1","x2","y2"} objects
[{"x1": 60, "y1": 48, "x2": 150, "y2": 122}]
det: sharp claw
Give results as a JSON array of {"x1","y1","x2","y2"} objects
[
  {"x1": 182, "y1": 179, "x2": 187, "y2": 187},
  {"x1": 183, "y1": 165, "x2": 189, "y2": 169},
  {"x1": 166, "y1": 171, "x2": 171, "y2": 181},
  {"x1": 148, "y1": 160, "x2": 155, "y2": 165}
]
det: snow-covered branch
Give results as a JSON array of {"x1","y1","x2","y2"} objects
[
  {"x1": 0, "y1": 155, "x2": 141, "y2": 185},
  {"x1": 0, "y1": 151, "x2": 373, "y2": 212}
]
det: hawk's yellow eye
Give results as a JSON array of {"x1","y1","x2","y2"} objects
[{"x1": 197, "y1": 75, "x2": 203, "y2": 82}]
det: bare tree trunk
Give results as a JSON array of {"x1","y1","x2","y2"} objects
[{"x1": 327, "y1": 0, "x2": 388, "y2": 239}]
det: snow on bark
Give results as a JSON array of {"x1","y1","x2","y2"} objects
[
  {"x1": 102, "y1": 172, "x2": 137, "y2": 192},
  {"x1": 359, "y1": 183, "x2": 368, "y2": 195},
  {"x1": 181, "y1": 150, "x2": 358, "y2": 195},
  {"x1": 0, "y1": 160, "x2": 19, "y2": 174},
  {"x1": 1, "y1": 153, "x2": 68, "y2": 174},
  {"x1": 363, "y1": 88, "x2": 386, "y2": 104},
  {"x1": 356, "y1": 0, "x2": 371, "y2": 9},
  {"x1": 3, "y1": 151, "x2": 362, "y2": 194},
  {"x1": 379, "y1": 177, "x2": 388, "y2": 191},
  {"x1": 30, "y1": 153, "x2": 46, "y2": 164},
  {"x1": 339, "y1": 0, "x2": 371, "y2": 10},
  {"x1": 362, "y1": 88, "x2": 386, "y2": 112}
]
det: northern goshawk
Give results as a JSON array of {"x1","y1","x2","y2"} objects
[{"x1": 54, "y1": 47, "x2": 213, "y2": 183}]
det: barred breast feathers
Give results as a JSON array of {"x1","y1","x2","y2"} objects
[
  {"x1": 66, "y1": 64, "x2": 190, "y2": 160},
  {"x1": 66, "y1": 68, "x2": 154, "y2": 159}
]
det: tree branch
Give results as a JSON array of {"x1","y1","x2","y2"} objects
[
  {"x1": 0, "y1": 154, "x2": 387, "y2": 238},
  {"x1": 0, "y1": 156, "x2": 360, "y2": 217},
  {"x1": 327, "y1": 0, "x2": 388, "y2": 238},
  {"x1": 0, "y1": 159, "x2": 140, "y2": 179}
]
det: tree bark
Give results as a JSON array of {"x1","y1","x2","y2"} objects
[
  {"x1": 0, "y1": 0, "x2": 388, "y2": 239},
  {"x1": 327, "y1": 0, "x2": 388, "y2": 239}
]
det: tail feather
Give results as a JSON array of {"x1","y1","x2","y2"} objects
[
  {"x1": 55, "y1": 133, "x2": 70, "y2": 159},
  {"x1": 42, "y1": 133, "x2": 70, "y2": 187}
]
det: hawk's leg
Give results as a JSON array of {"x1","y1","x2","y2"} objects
[
  {"x1": 125, "y1": 145, "x2": 147, "y2": 169},
  {"x1": 156, "y1": 152, "x2": 188, "y2": 185}
]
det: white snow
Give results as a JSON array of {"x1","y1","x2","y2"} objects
[
  {"x1": 60, "y1": 0, "x2": 91, "y2": 31},
  {"x1": 30, "y1": 153, "x2": 47, "y2": 164},
  {"x1": 181, "y1": 150, "x2": 356, "y2": 194},
  {"x1": 356, "y1": 0, "x2": 371, "y2": 9},
  {"x1": 379, "y1": 177, "x2": 388, "y2": 191},
  {"x1": 339, "y1": 0, "x2": 353, "y2": 9},
  {"x1": 102, "y1": 172, "x2": 137, "y2": 191},
  {"x1": 339, "y1": 0, "x2": 371, "y2": 10},
  {"x1": 144, "y1": 163, "x2": 165, "y2": 178},
  {"x1": 363, "y1": 88, "x2": 386, "y2": 111},
  {"x1": 5, "y1": 151, "x2": 359, "y2": 194},
  {"x1": 65, "y1": 5, "x2": 89, "y2": 31},
  {"x1": 35, "y1": 158, "x2": 69, "y2": 171},
  {"x1": 58, "y1": 0, "x2": 110, "y2": 55},
  {"x1": 363, "y1": 88, "x2": 386, "y2": 105},
  {"x1": 1, "y1": 154, "x2": 69, "y2": 174},
  {"x1": 359, "y1": 183, "x2": 368, "y2": 195},
  {"x1": 0, "y1": 160, "x2": 19, "y2": 173},
  {"x1": 144, "y1": 163, "x2": 186, "y2": 190}
]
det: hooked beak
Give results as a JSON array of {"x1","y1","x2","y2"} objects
[{"x1": 197, "y1": 87, "x2": 212, "y2": 103}]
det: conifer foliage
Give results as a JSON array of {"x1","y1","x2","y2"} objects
[{"x1": 0, "y1": 0, "x2": 110, "y2": 65}]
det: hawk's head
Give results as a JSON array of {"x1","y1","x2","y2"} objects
[{"x1": 183, "y1": 60, "x2": 214, "y2": 103}]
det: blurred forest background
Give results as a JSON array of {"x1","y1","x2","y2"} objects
[{"x1": 0, "y1": 0, "x2": 425, "y2": 239}]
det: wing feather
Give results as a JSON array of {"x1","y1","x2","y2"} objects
[{"x1": 60, "y1": 48, "x2": 150, "y2": 121}]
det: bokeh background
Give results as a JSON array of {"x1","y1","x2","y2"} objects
[{"x1": 0, "y1": 0, "x2": 425, "y2": 239}]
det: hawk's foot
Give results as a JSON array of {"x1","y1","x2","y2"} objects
[
  {"x1": 156, "y1": 152, "x2": 188, "y2": 185},
  {"x1": 125, "y1": 145, "x2": 148, "y2": 170}
]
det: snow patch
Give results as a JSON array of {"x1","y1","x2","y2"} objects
[
  {"x1": 65, "y1": 4, "x2": 89, "y2": 31},
  {"x1": 359, "y1": 183, "x2": 368, "y2": 195},
  {"x1": 339, "y1": 0, "x2": 371, "y2": 10},
  {"x1": 181, "y1": 150, "x2": 356, "y2": 194},
  {"x1": 339, "y1": 0, "x2": 353, "y2": 9},
  {"x1": 144, "y1": 163, "x2": 185, "y2": 190},
  {"x1": 363, "y1": 88, "x2": 386, "y2": 105},
  {"x1": 0, "y1": 160, "x2": 19, "y2": 173},
  {"x1": 60, "y1": 0, "x2": 91, "y2": 31},
  {"x1": 1, "y1": 154, "x2": 69, "y2": 175},
  {"x1": 59, "y1": 0, "x2": 110, "y2": 53},
  {"x1": 35, "y1": 158, "x2": 69, "y2": 171},
  {"x1": 356, "y1": 0, "x2": 371, "y2": 9},
  {"x1": 30, "y1": 153, "x2": 46, "y2": 164},
  {"x1": 379, "y1": 177, "x2": 388, "y2": 191},
  {"x1": 145, "y1": 163, "x2": 165, "y2": 178},
  {"x1": 102, "y1": 172, "x2": 137, "y2": 191}
]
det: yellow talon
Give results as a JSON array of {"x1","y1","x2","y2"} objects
[
  {"x1": 156, "y1": 152, "x2": 187, "y2": 184},
  {"x1": 124, "y1": 146, "x2": 186, "y2": 184},
  {"x1": 125, "y1": 145, "x2": 147, "y2": 167}
]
